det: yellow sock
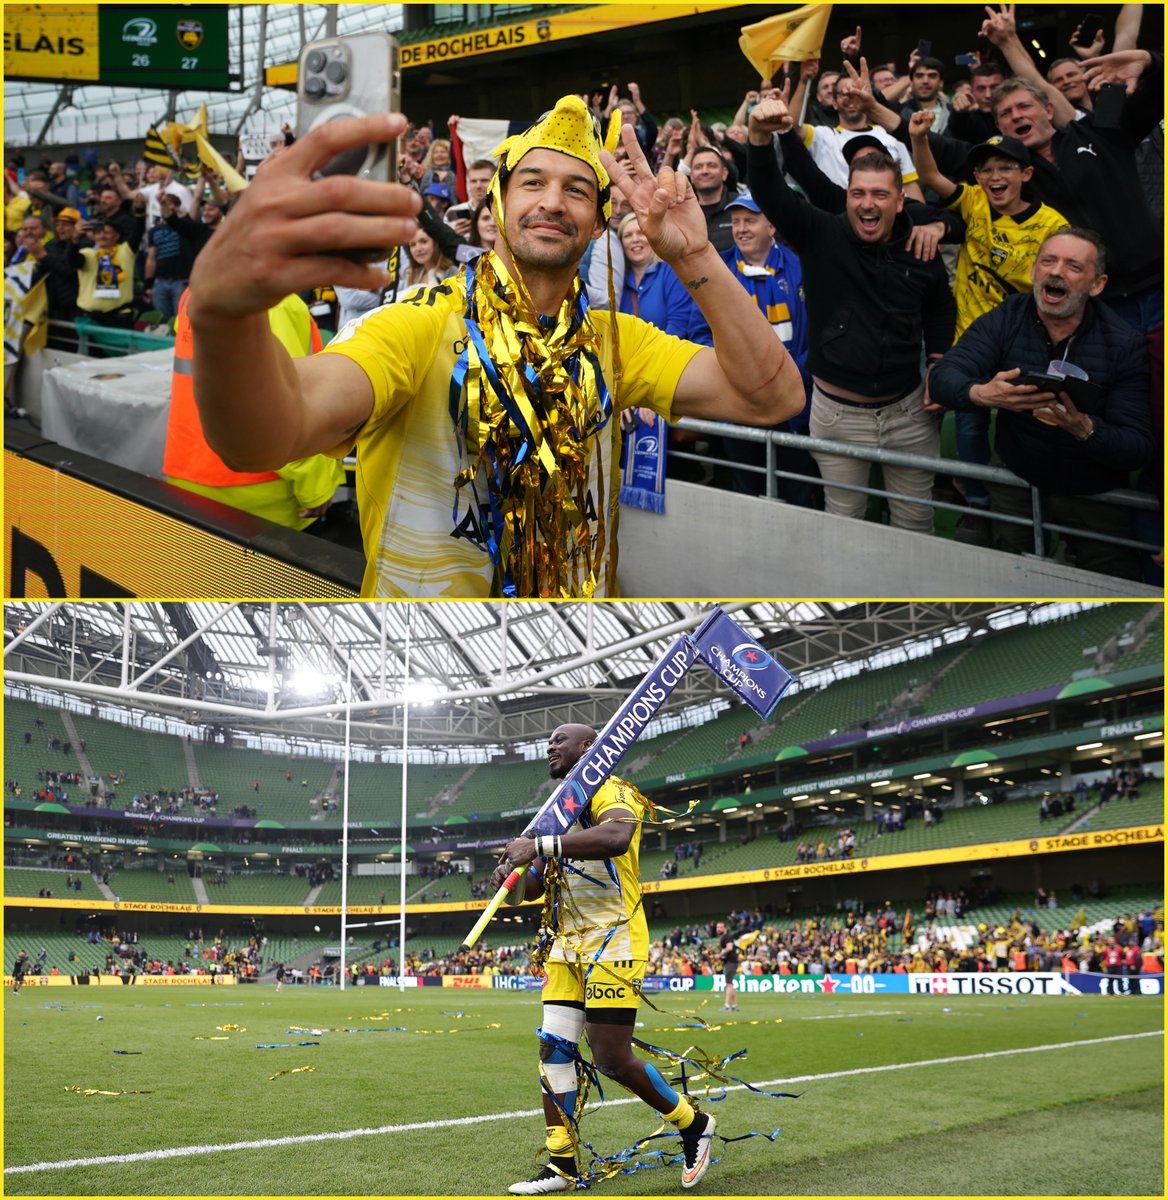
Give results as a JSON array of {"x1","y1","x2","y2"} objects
[
  {"x1": 546, "y1": 1124, "x2": 575, "y2": 1157},
  {"x1": 662, "y1": 1095, "x2": 696, "y2": 1129}
]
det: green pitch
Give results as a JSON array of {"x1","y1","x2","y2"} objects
[{"x1": 4, "y1": 984, "x2": 1163, "y2": 1196}]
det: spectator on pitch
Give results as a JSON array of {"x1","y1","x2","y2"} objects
[
  {"x1": 11, "y1": 949, "x2": 28, "y2": 993},
  {"x1": 719, "y1": 924, "x2": 740, "y2": 1011},
  {"x1": 491, "y1": 724, "x2": 717, "y2": 1193},
  {"x1": 908, "y1": 118, "x2": 1069, "y2": 542},
  {"x1": 746, "y1": 94, "x2": 955, "y2": 534},
  {"x1": 187, "y1": 96, "x2": 802, "y2": 597},
  {"x1": 930, "y1": 228, "x2": 1153, "y2": 579}
]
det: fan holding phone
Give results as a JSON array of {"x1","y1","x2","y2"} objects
[{"x1": 928, "y1": 228, "x2": 1154, "y2": 581}]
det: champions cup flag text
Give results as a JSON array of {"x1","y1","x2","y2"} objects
[{"x1": 460, "y1": 608, "x2": 794, "y2": 947}]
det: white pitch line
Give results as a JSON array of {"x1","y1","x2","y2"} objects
[{"x1": 6, "y1": 1030, "x2": 1161, "y2": 1176}]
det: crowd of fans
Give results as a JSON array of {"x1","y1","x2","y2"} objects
[{"x1": 4, "y1": 4, "x2": 1161, "y2": 574}]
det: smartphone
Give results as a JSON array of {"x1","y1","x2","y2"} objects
[
  {"x1": 1017, "y1": 371, "x2": 1063, "y2": 392},
  {"x1": 1093, "y1": 81, "x2": 1126, "y2": 129},
  {"x1": 954, "y1": 53, "x2": 979, "y2": 67},
  {"x1": 1074, "y1": 14, "x2": 1104, "y2": 47},
  {"x1": 1018, "y1": 372, "x2": 1102, "y2": 414},
  {"x1": 916, "y1": 39, "x2": 932, "y2": 60},
  {"x1": 297, "y1": 32, "x2": 400, "y2": 259}
]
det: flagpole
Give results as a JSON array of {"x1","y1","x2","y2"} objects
[
  {"x1": 339, "y1": 648, "x2": 352, "y2": 989},
  {"x1": 397, "y1": 603, "x2": 411, "y2": 991}
]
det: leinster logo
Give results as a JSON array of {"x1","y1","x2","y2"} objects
[
  {"x1": 730, "y1": 642, "x2": 770, "y2": 671},
  {"x1": 177, "y1": 19, "x2": 204, "y2": 49},
  {"x1": 122, "y1": 17, "x2": 158, "y2": 47}
]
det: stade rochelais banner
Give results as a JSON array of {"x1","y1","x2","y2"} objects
[{"x1": 519, "y1": 607, "x2": 795, "y2": 841}]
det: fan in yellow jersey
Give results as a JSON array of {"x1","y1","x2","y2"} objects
[
  {"x1": 491, "y1": 724, "x2": 716, "y2": 1193},
  {"x1": 186, "y1": 97, "x2": 804, "y2": 597},
  {"x1": 909, "y1": 116, "x2": 1069, "y2": 537}
]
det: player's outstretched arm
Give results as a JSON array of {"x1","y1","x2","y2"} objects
[
  {"x1": 187, "y1": 112, "x2": 421, "y2": 471},
  {"x1": 600, "y1": 121, "x2": 804, "y2": 428}
]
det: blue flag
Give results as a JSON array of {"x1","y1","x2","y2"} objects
[
  {"x1": 519, "y1": 608, "x2": 795, "y2": 841},
  {"x1": 690, "y1": 608, "x2": 794, "y2": 719}
]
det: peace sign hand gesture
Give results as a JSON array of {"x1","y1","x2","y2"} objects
[{"x1": 600, "y1": 120, "x2": 708, "y2": 266}]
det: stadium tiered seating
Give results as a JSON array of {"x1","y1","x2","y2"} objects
[
  {"x1": 344, "y1": 760, "x2": 468, "y2": 824},
  {"x1": 1110, "y1": 611, "x2": 1164, "y2": 672},
  {"x1": 68, "y1": 710, "x2": 191, "y2": 792},
  {"x1": 629, "y1": 706, "x2": 761, "y2": 781},
  {"x1": 202, "y1": 873, "x2": 313, "y2": 907},
  {"x1": 194, "y1": 743, "x2": 335, "y2": 820},
  {"x1": 925, "y1": 604, "x2": 1154, "y2": 713},
  {"x1": 4, "y1": 866, "x2": 92, "y2": 898},
  {"x1": 312, "y1": 874, "x2": 448, "y2": 906},
  {"x1": 750, "y1": 645, "x2": 968, "y2": 753},
  {"x1": 436, "y1": 758, "x2": 549, "y2": 821},
  {"x1": 1075, "y1": 783, "x2": 1163, "y2": 832},
  {"x1": 5, "y1": 699, "x2": 77, "y2": 783},
  {"x1": 104, "y1": 867, "x2": 200, "y2": 904}
]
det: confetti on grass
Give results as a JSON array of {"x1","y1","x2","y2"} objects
[
  {"x1": 268, "y1": 1066, "x2": 317, "y2": 1081},
  {"x1": 64, "y1": 1086, "x2": 157, "y2": 1097}
]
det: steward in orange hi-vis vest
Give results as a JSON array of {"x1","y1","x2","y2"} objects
[{"x1": 165, "y1": 287, "x2": 342, "y2": 529}]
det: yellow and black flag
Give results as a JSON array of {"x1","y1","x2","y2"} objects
[
  {"x1": 143, "y1": 123, "x2": 180, "y2": 169},
  {"x1": 739, "y1": 3, "x2": 833, "y2": 77}
]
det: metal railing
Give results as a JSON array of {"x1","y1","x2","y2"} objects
[{"x1": 672, "y1": 417, "x2": 1162, "y2": 562}]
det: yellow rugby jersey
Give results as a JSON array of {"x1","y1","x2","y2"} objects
[
  {"x1": 944, "y1": 183, "x2": 1069, "y2": 341},
  {"x1": 321, "y1": 265, "x2": 700, "y2": 597},
  {"x1": 548, "y1": 776, "x2": 649, "y2": 965}
]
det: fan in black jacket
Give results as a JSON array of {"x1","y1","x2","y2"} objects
[
  {"x1": 746, "y1": 96, "x2": 955, "y2": 534},
  {"x1": 930, "y1": 228, "x2": 1153, "y2": 580}
]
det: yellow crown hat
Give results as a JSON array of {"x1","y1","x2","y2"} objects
[{"x1": 490, "y1": 95, "x2": 622, "y2": 222}]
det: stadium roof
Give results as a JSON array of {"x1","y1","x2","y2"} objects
[{"x1": 2, "y1": 601, "x2": 1085, "y2": 750}]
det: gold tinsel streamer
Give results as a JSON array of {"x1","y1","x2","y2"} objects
[
  {"x1": 455, "y1": 252, "x2": 618, "y2": 598},
  {"x1": 64, "y1": 1086, "x2": 157, "y2": 1097},
  {"x1": 268, "y1": 1066, "x2": 317, "y2": 1081}
]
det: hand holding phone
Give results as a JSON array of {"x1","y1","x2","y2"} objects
[{"x1": 297, "y1": 32, "x2": 402, "y2": 261}]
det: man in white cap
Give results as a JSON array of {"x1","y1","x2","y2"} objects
[{"x1": 188, "y1": 98, "x2": 805, "y2": 596}]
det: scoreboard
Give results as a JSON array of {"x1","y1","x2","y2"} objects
[{"x1": 4, "y1": 5, "x2": 233, "y2": 90}]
